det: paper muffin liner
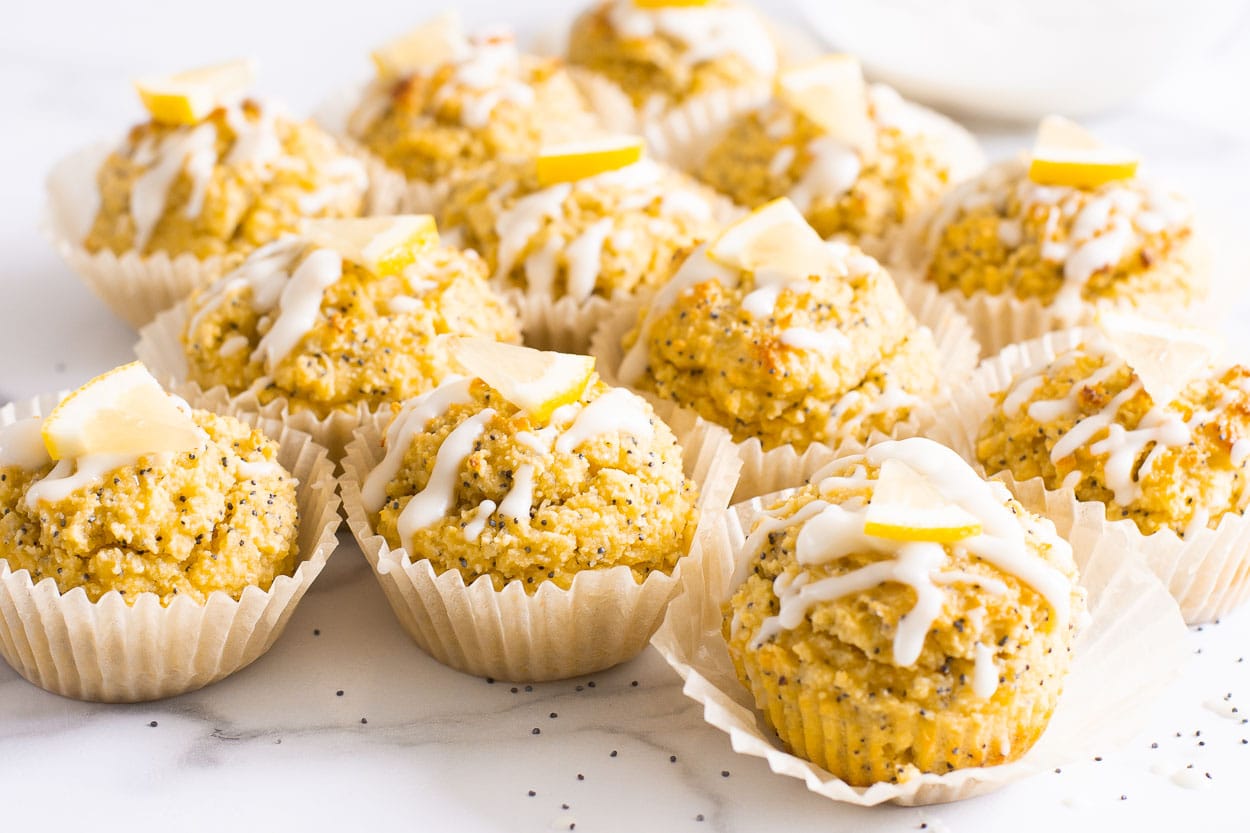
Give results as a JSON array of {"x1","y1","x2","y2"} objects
[
  {"x1": 136, "y1": 303, "x2": 383, "y2": 461},
  {"x1": 643, "y1": 85, "x2": 772, "y2": 173},
  {"x1": 650, "y1": 484, "x2": 1188, "y2": 806},
  {"x1": 0, "y1": 395, "x2": 342, "y2": 703},
  {"x1": 589, "y1": 275, "x2": 981, "y2": 501},
  {"x1": 44, "y1": 143, "x2": 233, "y2": 330},
  {"x1": 926, "y1": 327, "x2": 1250, "y2": 623},
  {"x1": 339, "y1": 407, "x2": 742, "y2": 682}
]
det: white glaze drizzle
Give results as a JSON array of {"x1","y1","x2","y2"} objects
[
  {"x1": 0, "y1": 418, "x2": 52, "y2": 471},
  {"x1": 463, "y1": 500, "x2": 497, "y2": 542},
  {"x1": 554, "y1": 388, "x2": 653, "y2": 454},
  {"x1": 788, "y1": 136, "x2": 861, "y2": 213},
  {"x1": 604, "y1": 0, "x2": 777, "y2": 76},
  {"x1": 251, "y1": 249, "x2": 344, "y2": 371},
  {"x1": 496, "y1": 462, "x2": 536, "y2": 525},
  {"x1": 396, "y1": 408, "x2": 495, "y2": 545},
  {"x1": 973, "y1": 642, "x2": 1000, "y2": 699}
]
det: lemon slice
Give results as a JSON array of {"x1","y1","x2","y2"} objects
[
  {"x1": 1097, "y1": 310, "x2": 1217, "y2": 405},
  {"x1": 134, "y1": 59, "x2": 255, "y2": 126},
  {"x1": 775, "y1": 55, "x2": 873, "y2": 150},
  {"x1": 1028, "y1": 115, "x2": 1139, "y2": 188},
  {"x1": 371, "y1": 11, "x2": 466, "y2": 79},
  {"x1": 449, "y1": 338, "x2": 596, "y2": 423},
  {"x1": 863, "y1": 459, "x2": 983, "y2": 544},
  {"x1": 304, "y1": 215, "x2": 439, "y2": 277},
  {"x1": 41, "y1": 363, "x2": 202, "y2": 461},
  {"x1": 706, "y1": 197, "x2": 835, "y2": 279},
  {"x1": 536, "y1": 135, "x2": 645, "y2": 187}
]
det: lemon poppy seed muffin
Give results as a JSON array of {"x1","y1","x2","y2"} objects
[
  {"x1": 616, "y1": 201, "x2": 941, "y2": 452},
  {"x1": 362, "y1": 369, "x2": 700, "y2": 593},
  {"x1": 351, "y1": 32, "x2": 602, "y2": 185},
  {"x1": 181, "y1": 223, "x2": 520, "y2": 419},
  {"x1": 918, "y1": 158, "x2": 1203, "y2": 318},
  {"x1": 697, "y1": 82, "x2": 981, "y2": 254},
  {"x1": 725, "y1": 438, "x2": 1082, "y2": 785},
  {"x1": 86, "y1": 99, "x2": 367, "y2": 262},
  {"x1": 976, "y1": 332, "x2": 1250, "y2": 537},
  {"x1": 438, "y1": 154, "x2": 722, "y2": 302},
  {"x1": 0, "y1": 400, "x2": 297, "y2": 606},
  {"x1": 566, "y1": 0, "x2": 779, "y2": 113}
]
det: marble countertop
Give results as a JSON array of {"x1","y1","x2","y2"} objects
[{"x1": 2, "y1": 2, "x2": 1249, "y2": 831}]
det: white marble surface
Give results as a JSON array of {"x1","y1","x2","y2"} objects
[{"x1": 2, "y1": 2, "x2": 1250, "y2": 831}]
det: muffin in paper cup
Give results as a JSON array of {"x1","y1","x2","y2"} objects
[
  {"x1": 0, "y1": 394, "x2": 341, "y2": 703},
  {"x1": 590, "y1": 269, "x2": 980, "y2": 502},
  {"x1": 893, "y1": 151, "x2": 1211, "y2": 358},
  {"x1": 650, "y1": 484, "x2": 1188, "y2": 806},
  {"x1": 925, "y1": 327, "x2": 1250, "y2": 623},
  {"x1": 340, "y1": 404, "x2": 741, "y2": 682}
]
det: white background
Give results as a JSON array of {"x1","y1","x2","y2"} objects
[{"x1": 2, "y1": 2, "x2": 1249, "y2": 831}]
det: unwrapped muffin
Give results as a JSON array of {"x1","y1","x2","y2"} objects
[
  {"x1": 903, "y1": 117, "x2": 1206, "y2": 355},
  {"x1": 567, "y1": 0, "x2": 779, "y2": 115},
  {"x1": 725, "y1": 437, "x2": 1083, "y2": 785}
]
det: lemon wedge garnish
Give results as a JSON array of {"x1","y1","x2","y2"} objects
[
  {"x1": 1097, "y1": 310, "x2": 1218, "y2": 405},
  {"x1": 304, "y1": 215, "x2": 439, "y2": 277},
  {"x1": 41, "y1": 362, "x2": 202, "y2": 461},
  {"x1": 863, "y1": 459, "x2": 983, "y2": 544},
  {"x1": 134, "y1": 59, "x2": 255, "y2": 126},
  {"x1": 449, "y1": 338, "x2": 596, "y2": 423},
  {"x1": 371, "y1": 11, "x2": 466, "y2": 79},
  {"x1": 535, "y1": 135, "x2": 645, "y2": 187},
  {"x1": 706, "y1": 197, "x2": 835, "y2": 280},
  {"x1": 1028, "y1": 115, "x2": 1140, "y2": 188},
  {"x1": 775, "y1": 55, "x2": 873, "y2": 151}
]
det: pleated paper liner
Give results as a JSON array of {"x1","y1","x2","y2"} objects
[
  {"x1": 589, "y1": 276, "x2": 981, "y2": 501},
  {"x1": 649, "y1": 485, "x2": 1188, "y2": 807},
  {"x1": 339, "y1": 406, "x2": 741, "y2": 682},
  {"x1": 135, "y1": 303, "x2": 381, "y2": 461},
  {"x1": 0, "y1": 396, "x2": 342, "y2": 703},
  {"x1": 925, "y1": 327, "x2": 1250, "y2": 624}
]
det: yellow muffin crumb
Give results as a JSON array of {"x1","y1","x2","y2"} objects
[
  {"x1": 372, "y1": 377, "x2": 699, "y2": 592},
  {"x1": 725, "y1": 440, "x2": 1082, "y2": 785},
  {"x1": 620, "y1": 243, "x2": 940, "y2": 451},
  {"x1": 922, "y1": 159, "x2": 1204, "y2": 312},
  {"x1": 0, "y1": 411, "x2": 298, "y2": 605},
  {"x1": 977, "y1": 342, "x2": 1250, "y2": 536},
  {"x1": 182, "y1": 238, "x2": 520, "y2": 419},
  {"x1": 87, "y1": 100, "x2": 366, "y2": 260},
  {"x1": 567, "y1": 0, "x2": 777, "y2": 110},
  {"x1": 438, "y1": 157, "x2": 721, "y2": 300}
]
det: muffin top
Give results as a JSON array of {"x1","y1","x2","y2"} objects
[
  {"x1": 567, "y1": 0, "x2": 778, "y2": 111},
  {"x1": 181, "y1": 218, "x2": 520, "y2": 418},
  {"x1": 917, "y1": 122, "x2": 1200, "y2": 313},
  {"x1": 617, "y1": 199, "x2": 939, "y2": 451},
  {"x1": 0, "y1": 366, "x2": 298, "y2": 605},
  {"x1": 439, "y1": 150, "x2": 722, "y2": 301},
  {"x1": 727, "y1": 437, "x2": 1082, "y2": 715},
  {"x1": 85, "y1": 87, "x2": 367, "y2": 260},
  {"x1": 362, "y1": 340, "x2": 700, "y2": 593},
  {"x1": 696, "y1": 59, "x2": 982, "y2": 252},
  {"x1": 351, "y1": 28, "x2": 602, "y2": 183},
  {"x1": 977, "y1": 321, "x2": 1250, "y2": 537}
]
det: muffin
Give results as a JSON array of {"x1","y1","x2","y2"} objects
[
  {"x1": 605, "y1": 199, "x2": 954, "y2": 462},
  {"x1": 47, "y1": 59, "x2": 369, "y2": 328},
  {"x1": 138, "y1": 216, "x2": 520, "y2": 456},
  {"x1": 437, "y1": 139, "x2": 726, "y2": 348},
  {"x1": 904, "y1": 117, "x2": 1205, "y2": 355},
  {"x1": 566, "y1": 0, "x2": 779, "y2": 116},
  {"x1": 725, "y1": 437, "x2": 1083, "y2": 785},
  {"x1": 0, "y1": 362, "x2": 340, "y2": 701},
  {"x1": 691, "y1": 56, "x2": 983, "y2": 257},
  {"x1": 976, "y1": 327, "x2": 1248, "y2": 539},
  {"x1": 349, "y1": 22, "x2": 604, "y2": 192},
  {"x1": 341, "y1": 338, "x2": 738, "y2": 680}
]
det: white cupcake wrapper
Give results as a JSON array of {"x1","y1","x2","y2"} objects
[
  {"x1": 135, "y1": 303, "x2": 383, "y2": 460},
  {"x1": 589, "y1": 274, "x2": 981, "y2": 501},
  {"x1": 926, "y1": 327, "x2": 1250, "y2": 623},
  {"x1": 650, "y1": 483, "x2": 1188, "y2": 806},
  {"x1": 339, "y1": 407, "x2": 741, "y2": 682},
  {"x1": 0, "y1": 395, "x2": 342, "y2": 703},
  {"x1": 643, "y1": 85, "x2": 772, "y2": 173}
]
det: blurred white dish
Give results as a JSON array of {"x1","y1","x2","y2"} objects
[{"x1": 796, "y1": 0, "x2": 1248, "y2": 121}]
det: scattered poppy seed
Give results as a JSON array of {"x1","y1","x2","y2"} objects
[
  {"x1": 577, "y1": 774, "x2": 584, "y2": 781},
  {"x1": 532, "y1": 728, "x2": 541, "y2": 735},
  {"x1": 527, "y1": 790, "x2": 536, "y2": 797},
  {"x1": 360, "y1": 718, "x2": 368, "y2": 725},
  {"x1": 550, "y1": 712, "x2": 558, "y2": 719},
  {"x1": 336, "y1": 690, "x2": 344, "y2": 697},
  {"x1": 696, "y1": 814, "x2": 705, "y2": 822},
  {"x1": 148, "y1": 721, "x2": 158, "y2": 728},
  {"x1": 670, "y1": 755, "x2": 677, "y2": 763},
  {"x1": 721, "y1": 770, "x2": 730, "y2": 778}
]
